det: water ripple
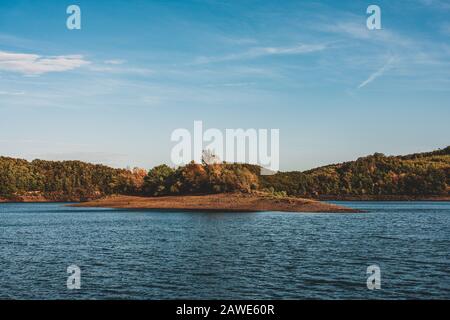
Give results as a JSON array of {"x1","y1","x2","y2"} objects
[{"x1": 0, "y1": 202, "x2": 449, "y2": 299}]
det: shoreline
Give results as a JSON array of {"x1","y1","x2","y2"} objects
[
  {"x1": 1, "y1": 194, "x2": 449, "y2": 204},
  {"x1": 315, "y1": 195, "x2": 450, "y2": 202},
  {"x1": 68, "y1": 193, "x2": 363, "y2": 213}
]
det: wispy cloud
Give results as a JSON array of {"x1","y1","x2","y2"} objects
[
  {"x1": 358, "y1": 57, "x2": 396, "y2": 89},
  {"x1": 315, "y1": 15, "x2": 450, "y2": 90},
  {"x1": 194, "y1": 43, "x2": 328, "y2": 64},
  {"x1": 318, "y1": 21, "x2": 412, "y2": 47},
  {"x1": 88, "y1": 65, "x2": 154, "y2": 75},
  {"x1": 0, "y1": 51, "x2": 90, "y2": 75},
  {"x1": 0, "y1": 33, "x2": 39, "y2": 49},
  {"x1": 418, "y1": 0, "x2": 450, "y2": 10},
  {"x1": 204, "y1": 82, "x2": 256, "y2": 88},
  {"x1": 218, "y1": 37, "x2": 259, "y2": 45},
  {"x1": 104, "y1": 59, "x2": 126, "y2": 65},
  {"x1": 0, "y1": 90, "x2": 25, "y2": 96}
]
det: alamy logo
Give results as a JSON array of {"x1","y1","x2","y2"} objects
[
  {"x1": 366, "y1": 265, "x2": 381, "y2": 290},
  {"x1": 171, "y1": 121, "x2": 279, "y2": 175},
  {"x1": 366, "y1": 5, "x2": 381, "y2": 30},
  {"x1": 66, "y1": 5, "x2": 81, "y2": 30},
  {"x1": 67, "y1": 265, "x2": 81, "y2": 290}
]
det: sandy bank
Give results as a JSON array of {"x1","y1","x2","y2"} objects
[{"x1": 69, "y1": 193, "x2": 362, "y2": 213}]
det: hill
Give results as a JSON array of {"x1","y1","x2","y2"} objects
[
  {"x1": 0, "y1": 146, "x2": 449, "y2": 202},
  {"x1": 0, "y1": 157, "x2": 146, "y2": 202},
  {"x1": 260, "y1": 147, "x2": 450, "y2": 200}
]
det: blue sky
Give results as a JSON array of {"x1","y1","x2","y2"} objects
[{"x1": 0, "y1": 0, "x2": 449, "y2": 171}]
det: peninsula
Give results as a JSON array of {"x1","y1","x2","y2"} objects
[
  {"x1": 70, "y1": 192, "x2": 361, "y2": 213},
  {"x1": 0, "y1": 147, "x2": 448, "y2": 210}
]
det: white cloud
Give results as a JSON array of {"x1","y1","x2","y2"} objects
[
  {"x1": 194, "y1": 43, "x2": 327, "y2": 64},
  {"x1": 104, "y1": 59, "x2": 126, "y2": 65},
  {"x1": 358, "y1": 57, "x2": 396, "y2": 89},
  {"x1": 88, "y1": 65, "x2": 154, "y2": 75},
  {"x1": 0, "y1": 51, "x2": 90, "y2": 75}
]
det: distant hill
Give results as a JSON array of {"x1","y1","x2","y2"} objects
[
  {"x1": 1, "y1": 147, "x2": 449, "y2": 202},
  {"x1": 260, "y1": 146, "x2": 450, "y2": 200}
]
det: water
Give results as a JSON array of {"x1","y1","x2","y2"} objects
[{"x1": 0, "y1": 202, "x2": 449, "y2": 299}]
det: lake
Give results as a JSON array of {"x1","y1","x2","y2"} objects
[{"x1": 0, "y1": 202, "x2": 449, "y2": 299}]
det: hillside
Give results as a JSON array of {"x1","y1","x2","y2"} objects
[
  {"x1": 0, "y1": 157, "x2": 146, "y2": 201},
  {"x1": 260, "y1": 146, "x2": 450, "y2": 199},
  {"x1": 0, "y1": 146, "x2": 449, "y2": 202}
]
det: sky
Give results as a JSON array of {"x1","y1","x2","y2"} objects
[{"x1": 0, "y1": 0, "x2": 449, "y2": 171}]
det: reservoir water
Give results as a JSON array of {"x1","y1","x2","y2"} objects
[{"x1": 0, "y1": 202, "x2": 449, "y2": 299}]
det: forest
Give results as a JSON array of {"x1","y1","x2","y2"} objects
[
  {"x1": 0, "y1": 157, "x2": 146, "y2": 201},
  {"x1": 0, "y1": 146, "x2": 448, "y2": 201},
  {"x1": 260, "y1": 146, "x2": 450, "y2": 198}
]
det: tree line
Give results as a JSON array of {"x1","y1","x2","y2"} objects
[
  {"x1": 260, "y1": 147, "x2": 450, "y2": 197},
  {"x1": 0, "y1": 157, "x2": 146, "y2": 201},
  {"x1": 0, "y1": 146, "x2": 448, "y2": 200}
]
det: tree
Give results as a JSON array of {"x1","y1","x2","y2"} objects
[{"x1": 143, "y1": 165, "x2": 175, "y2": 196}]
